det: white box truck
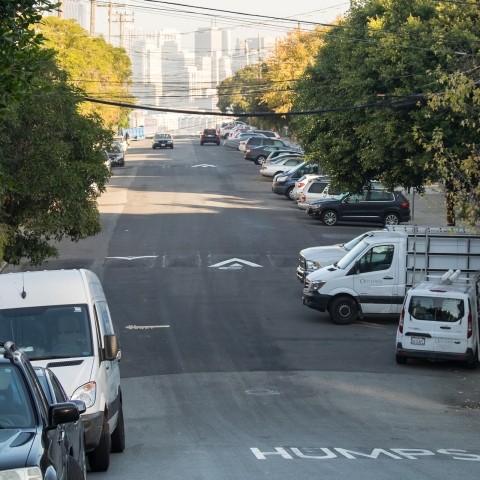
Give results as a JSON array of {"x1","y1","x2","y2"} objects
[
  {"x1": 0, "y1": 269, "x2": 125, "y2": 472},
  {"x1": 396, "y1": 269, "x2": 479, "y2": 367},
  {"x1": 302, "y1": 226, "x2": 480, "y2": 324}
]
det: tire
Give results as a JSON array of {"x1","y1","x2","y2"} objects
[
  {"x1": 286, "y1": 187, "x2": 295, "y2": 200},
  {"x1": 255, "y1": 156, "x2": 267, "y2": 165},
  {"x1": 384, "y1": 212, "x2": 400, "y2": 226},
  {"x1": 87, "y1": 417, "x2": 111, "y2": 472},
  {"x1": 329, "y1": 296, "x2": 358, "y2": 324},
  {"x1": 67, "y1": 456, "x2": 86, "y2": 480},
  {"x1": 170, "y1": 145, "x2": 174, "y2": 149},
  {"x1": 321, "y1": 209, "x2": 338, "y2": 226},
  {"x1": 396, "y1": 354, "x2": 408, "y2": 365},
  {"x1": 152, "y1": 146, "x2": 156, "y2": 150},
  {"x1": 111, "y1": 403, "x2": 126, "y2": 453}
]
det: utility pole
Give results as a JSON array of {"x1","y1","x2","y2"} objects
[
  {"x1": 112, "y1": 10, "x2": 134, "y2": 49},
  {"x1": 98, "y1": 1, "x2": 122, "y2": 44}
]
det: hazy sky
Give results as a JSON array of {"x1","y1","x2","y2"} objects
[{"x1": 94, "y1": 1, "x2": 351, "y2": 49}]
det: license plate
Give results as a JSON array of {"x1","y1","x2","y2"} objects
[
  {"x1": 160, "y1": 143, "x2": 166, "y2": 146},
  {"x1": 411, "y1": 336, "x2": 425, "y2": 345}
]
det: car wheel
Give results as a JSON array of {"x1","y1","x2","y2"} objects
[
  {"x1": 321, "y1": 210, "x2": 338, "y2": 226},
  {"x1": 286, "y1": 186, "x2": 295, "y2": 200},
  {"x1": 329, "y1": 296, "x2": 358, "y2": 325},
  {"x1": 396, "y1": 354, "x2": 408, "y2": 365},
  {"x1": 87, "y1": 417, "x2": 111, "y2": 472},
  {"x1": 171, "y1": 145, "x2": 174, "y2": 149},
  {"x1": 255, "y1": 156, "x2": 267, "y2": 165},
  {"x1": 152, "y1": 146, "x2": 156, "y2": 149},
  {"x1": 384, "y1": 212, "x2": 400, "y2": 226},
  {"x1": 67, "y1": 456, "x2": 85, "y2": 480}
]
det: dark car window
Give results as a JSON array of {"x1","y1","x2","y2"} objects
[
  {"x1": 369, "y1": 190, "x2": 394, "y2": 201},
  {"x1": 309, "y1": 182, "x2": 329, "y2": 194},
  {"x1": 357, "y1": 244, "x2": 395, "y2": 273}
]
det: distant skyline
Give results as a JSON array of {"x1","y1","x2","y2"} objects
[{"x1": 90, "y1": 0, "x2": 351, "y2": 49}]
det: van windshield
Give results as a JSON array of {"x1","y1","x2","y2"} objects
[
  {"x1": 0, "y1": 305, "x2": 93, "y2": 359},
  {"x1": 336, "y1": 240, "x2": 370, "y2": 269}
]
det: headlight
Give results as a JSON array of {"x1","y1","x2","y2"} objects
[
  {"x1": 306, "y1": 260, "x2": 321, "y2": 271},
  {"x1": 71, "y1": 381, "x2": 96, "y2": 408},
  {"x1": 311, "y1": 281, "x2": 326, "y2": 291},
  {"x1": 276, "y1": 176, "x2": 287, "y2": 184},
  {"x1": 0, "y1": 467, "x2": 42, "y2": 480}
]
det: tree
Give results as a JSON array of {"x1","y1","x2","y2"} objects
[
  {"x1": 0, "y1": 58, "x2": 112, "y2": 265},
  {"x1": 0, "y1": 0, "x2": 58, "y2": 117},
  {"x1": 291, "y1": 0, "x2": 478, "y2": 199},
  {"x1": 36, "y1": 17, "x2": 134, "y2": 131}
]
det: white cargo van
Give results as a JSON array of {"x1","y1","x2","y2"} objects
[
  {"x1": 302, "y1": 226, "x2": 480, "y2": 324},
  {"x1": 0, "y1": 269, "x2": 124, "y2": 472},
  {"x1": 396, "y1": 269, "x2": 479, "y2": 367}
]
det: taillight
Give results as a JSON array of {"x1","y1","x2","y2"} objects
[
  {"x1": 398, "y1": 307, "x2": 405, "y2": 333},
  {"x1": 467, "y1": 312, "x2": 472, "y2": 338},
  {"x1": 400, "y1": 201, "x2": 410, "y2": 208}
]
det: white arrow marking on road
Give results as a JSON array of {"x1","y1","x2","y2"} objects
[
  {"x1": 125, "y1": 325, "x2": 170, "y2": 330},
  {"x1": 192, "y1": 164, "x2": 217, "y2": 168},
  {"x1": 106, "y1": 256, "x2": 158, "y2": 260},
  {"x1": 209, "y1": 258, "x2": 262, "y2": 269}
]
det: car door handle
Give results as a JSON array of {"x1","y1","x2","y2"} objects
[
  {"x1": 383, "y1": 276, "x2": 393, "y2": 280},
  {"x1": 440, "y1": 326, "x2": 451, "y2": 329}
]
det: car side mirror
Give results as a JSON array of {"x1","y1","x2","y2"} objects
[{"x1": 103, "y1": 334, "x2": 119, "y2": 361}]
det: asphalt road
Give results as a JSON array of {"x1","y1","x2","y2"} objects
[{"x1": 6, "y1": 138, "x2": 480, "y2": 479}]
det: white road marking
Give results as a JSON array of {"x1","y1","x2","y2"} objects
[
  {"x1": 106, "y1": 256, "x2": 158, "y2": 260},
  {"x1": 192, "y1": 164, "x2": 217, "y2": 168},
  {"x1": 209, "y1": 258, "x2": 263, "y2": 268}
]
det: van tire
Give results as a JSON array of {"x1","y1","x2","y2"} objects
[
  {"x1": 396, "y1": 354, "x2": 407, "y2": 365},
  {"x1": 111, "y1": 403, "x2": 126, "y2": 453},
  {"x1": 87, "y1": 418, "x2": 111, "y2": 472},
  {"x1": 329, "y1": 296, "x2": 358, "y2": 324}
]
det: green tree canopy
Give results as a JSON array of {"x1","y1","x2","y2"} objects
[
  {"x1": 36, "y1": 17, "x2": 134, "y2": 131},
  {"x1": 0, "y1": 58, "x2": 112, "y2": 265}
]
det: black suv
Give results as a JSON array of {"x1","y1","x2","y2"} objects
[
  {"x1": 200, "y1": 128, "x2": 220, "y2": 145},
  {"x1": 0, "y1": 341, "x2": 85, "y2": 479},
  {"x1": 306, "y1": 189, "x2": 411, "y2": 226}
]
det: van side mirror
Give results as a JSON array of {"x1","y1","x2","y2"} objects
[{"x1": 103, "y1": 334, "x2": 119, "y2": 361}]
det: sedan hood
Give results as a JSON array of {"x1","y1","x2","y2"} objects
[{"x1": 0, "y1": 430, "x2": 36, "y2": 470}]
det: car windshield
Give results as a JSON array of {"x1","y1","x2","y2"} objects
[
  {"x1": 155, "y1": 134, "x2": 170, "y2": 139},
  {"x1": 0, "y1": 305, "x2": 93, "y2": 359},
  {"x1": 336, "y1": 240, "x2": 371, "y2": 269}
]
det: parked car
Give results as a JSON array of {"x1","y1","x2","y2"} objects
[
  {"x1": 152, "y1": 133, "x2": 174, "y2": 149},
  {"x1": 243, "y1": 136, "x2": 288, "y2": 154},
  {"x1": 224, "y1": 132, "x2": 265, "y2": 149},
  {"x1": 297, "y1": 178, "x2": 342, "y2": 209},
  {"x1": 265, "y1": 150, "x2": 305, "y2": 163},
  {"x1": 291, "y1": 174, "x2": 323, "y2": 201},
  {"x1": 0, "y1": 340, "x2": 86, "y2": 480},
  {"x1": 252, "y1": 129, "x2": 281, "y2": 139},
  {"x1": 200, "y1": 128, "x2": 220, "y2": 145},
  {"x1": 245, "y1": 145, "x2": 302, "y2": 165},
  {"x1": 113, "y1": 135, "x2": 128, "y2": 152},
  {"x1": 34, "y1": 366, "x2": 87, "y2": 478},
  {"x1": 260, "y1": 156, "x2": 304, "y2": 177},
  {"x1": 107, "y1": 141, "x2": 125, "y2": 167},
  {"x1": 306, "y1": 189, "x2": 411, "y2": 226},
  {"x1": 272, "y1": 161, "x2": 322, "y2": 200}
]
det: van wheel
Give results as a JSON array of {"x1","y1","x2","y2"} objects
[
  {"x1": 111, "y1": 403, "x2": 126, "y2": 453},
  {"x1": 67, "y1": 456, "x2": 85, "y2": 480},
  {"x1": 396, "y1": 354, "x2": 408, "y2": 365},
  {"x1": 321, "y1": 210, "x2": 338, "y2": 226},
  {"x1": 329, "y1": 296, "x2": 358, "y2": 324},
  {"x1": 87, "y1": 418, "x2": 111, "y2": 472},
  {"x1": 465, "y1": 349, "x2": 478, "y2": 369}
]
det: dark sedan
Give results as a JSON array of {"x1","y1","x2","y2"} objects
[
  {"x1": 0, "y1": 341, "x2": 85, "y2": 480},
  {"x1": 306, "y1": 189, "x2": 411, "y2": 226},
  {"x1": 244, "y1": 144, "x2": 299, "y2": 164}
]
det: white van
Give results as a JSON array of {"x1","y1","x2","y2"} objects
[
  {"x1": 396, "y1": 269, "x2": 479, "y2": 368},
  {"x1": 0, "y1": 269, "x2": 124, "y2": 472}
]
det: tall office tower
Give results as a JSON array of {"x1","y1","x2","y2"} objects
[
  {"x1": 195, "y1": 27, "x2": 223, "y2": 88},
  {"x1": 130, "y1": 39, "x2": 163, "y2": 107},
  {"x1": 57, "y1": 0, "x2": 89, "y2": 30}
]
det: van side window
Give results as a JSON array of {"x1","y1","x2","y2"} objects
[
  {"x1": 96, "y1": 302, "x2": 114, "y2": 335},
  {"x1": 357, "y1": 245, "x2": 394, "y2": 273}
]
